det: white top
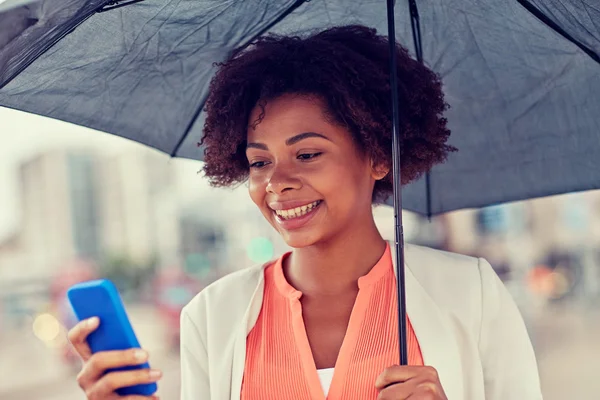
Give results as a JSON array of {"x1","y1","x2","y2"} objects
[
  {"x1": 317, "y1": 368, "x2": 335, "y2": 396},
  {"x1": 179, "y1": 243, "x2": 543, "y2": 400}
]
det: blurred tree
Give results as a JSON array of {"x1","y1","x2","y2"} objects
[{"x1": 99, "y1": 254, "x2": 158, "y2": 298}]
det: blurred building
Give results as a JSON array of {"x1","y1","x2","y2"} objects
[
  {"x1": 14, "y1": 150, "x2": 100, "y2": 276},
  {"x1": 0, "y1": 150, "x2": 103, "y2": 323},
  {"x1": 97, "y1": 150, "x2": 175, "y2": 265},
  {"x1": 0, "y1": 232, "x2": 28, "y2": 292},
  {"x1": 0, "y1": 148, "x2": 180, "y2": 287},
  {"x1": 175, "y1": 190, "x2": 285, "y2": 274}
]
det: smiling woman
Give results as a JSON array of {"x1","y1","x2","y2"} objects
[{"x1": 67, "y1": 25, "x2": 542, "y2": 400}]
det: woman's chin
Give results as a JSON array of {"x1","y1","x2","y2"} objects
[{"x1": 280, "y1": 230, "x2": 322, "y2": 249}]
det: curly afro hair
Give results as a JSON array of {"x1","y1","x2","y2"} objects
[{"x1": 200, "y1": 25, "x2": 456, "y2": 202}]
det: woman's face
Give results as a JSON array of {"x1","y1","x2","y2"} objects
[{"x1": 246, "y1": 94, "x2": 385, "y2": 248}]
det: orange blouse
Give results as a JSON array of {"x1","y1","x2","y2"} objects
[{"x1": 241, "y1": 244, "x2": 424, "y2": 399}]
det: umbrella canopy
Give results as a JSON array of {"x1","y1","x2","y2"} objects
[
  {"x1": 1, "y1": 0, "x2": 600, "y2": 368},
  {"x1": 1, "y1": 0, "x2": 599, "y2": 216}
]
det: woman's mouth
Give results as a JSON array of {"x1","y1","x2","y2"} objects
[
  {"x1": 273, "y1": 200, "x2": 322, "y2": 220},
  {"x1": 271, "y1": 200, "x2": 323, "y2": 230}
]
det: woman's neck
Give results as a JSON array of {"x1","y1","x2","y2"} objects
[{"x1": 284, "y1": 217, "x2": 387, "y2": 297}]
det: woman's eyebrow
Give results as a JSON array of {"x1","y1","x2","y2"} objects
[
  {"x1": 285, "y1": 132, "x2": 331, "y2": 145},
  {"x1": 247, "y1": 132, "x2": 331, "y2": 150}
]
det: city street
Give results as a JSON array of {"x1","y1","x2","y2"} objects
[
  {"x1": 0, "y1": 301, "x2": 599, "y2": 399},
  {"x1": 533, "y1": 301, "x2": 600, "y2": 399}
]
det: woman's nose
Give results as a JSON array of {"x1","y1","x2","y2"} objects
[{"x1": 266, "y1": 165, "x2": 302, "y2": 194}]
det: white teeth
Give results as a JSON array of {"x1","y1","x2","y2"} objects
[{"x1": 274, "y1": 201, "x2": 320, "y2": 220}]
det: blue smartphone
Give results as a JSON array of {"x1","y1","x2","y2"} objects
[{"x1": 67, "y1": 279, "x2": 158, "y2": 396}]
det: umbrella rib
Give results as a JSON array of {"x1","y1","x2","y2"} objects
[
  {"x1": 516, "y1": 0, "x2": 600, "y2": 65},
  {"x1": 97, "y1": 0, "x2": 145, "y2": 13},
  {"x1": 171, "y1": 0, "x2": 309, "y2": 158},
  {"x1": 408, "y1": 0, "x2": 433, "y2": 218}
]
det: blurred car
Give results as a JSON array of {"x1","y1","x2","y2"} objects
[{"x1": 153, "y1": 268, "x2": 204, "y2": 351}]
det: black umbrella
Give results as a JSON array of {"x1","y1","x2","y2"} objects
[{"x1": 1, "y1": 0, "x2": 599, "y2": 365}]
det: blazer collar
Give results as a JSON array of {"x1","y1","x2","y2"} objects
[
  {"x1": 231, "y1": 244, "x2": 466, "y2": 400},
  {"x1": 393, "y1": 243, "x2": 465, "y2": 400}
]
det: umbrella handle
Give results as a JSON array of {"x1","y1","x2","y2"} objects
[{"x1": 386, "y1": 0, "x2": 409, "y2": 366}]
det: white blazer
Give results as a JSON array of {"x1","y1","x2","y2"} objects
[{"x1": 179, "y1": 244, "x2": 543, "y2": 399}]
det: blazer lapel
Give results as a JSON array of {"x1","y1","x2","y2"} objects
[
  {"x1": 391, "y1": 243, "x2": 465, "y2": 400},
  {"x1": 230, "y1": 266, "x2": 267, "y2": 400}
]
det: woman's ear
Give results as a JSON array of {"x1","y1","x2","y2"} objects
[{"x1": 370, "y1": 159, "x2": 389, "y2": 181}]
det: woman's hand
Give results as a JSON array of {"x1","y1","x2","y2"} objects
[
  {"x1": 375, "y1": 365, "x2": 447, "y2": 400},
  {"x1": 67, "y1": 317, "x2": 162, "y2": 400}
]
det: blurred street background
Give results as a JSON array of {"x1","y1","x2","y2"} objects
[{"x1": 1, "y1": 109, "x2": 600, "y2": 399}]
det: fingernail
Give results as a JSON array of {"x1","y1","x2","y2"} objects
[
  {"x1": 134, "y1": 349, "x2": 148, "y2": 361},
  {"x1": 149, "y1": 369, "x2": 162, "y2": 379},
  {"x1": 87, "y1": 317, "x2": 99, "y2": 327}
]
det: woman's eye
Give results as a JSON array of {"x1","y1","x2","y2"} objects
[
  {"x1": 249, "y1": 161, "x2": 269, "y2": 169},
  {"x1": 298, "y1": 152, "x2": 322, "y2": 161}
]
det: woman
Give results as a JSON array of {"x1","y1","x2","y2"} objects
[{"x1": 68, "y1": 25, "x2": 542, "y2": 399}]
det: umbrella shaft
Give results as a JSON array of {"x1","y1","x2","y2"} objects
[{"x1": 386, "y1": 0, "x2": 409, "y2": 366}]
